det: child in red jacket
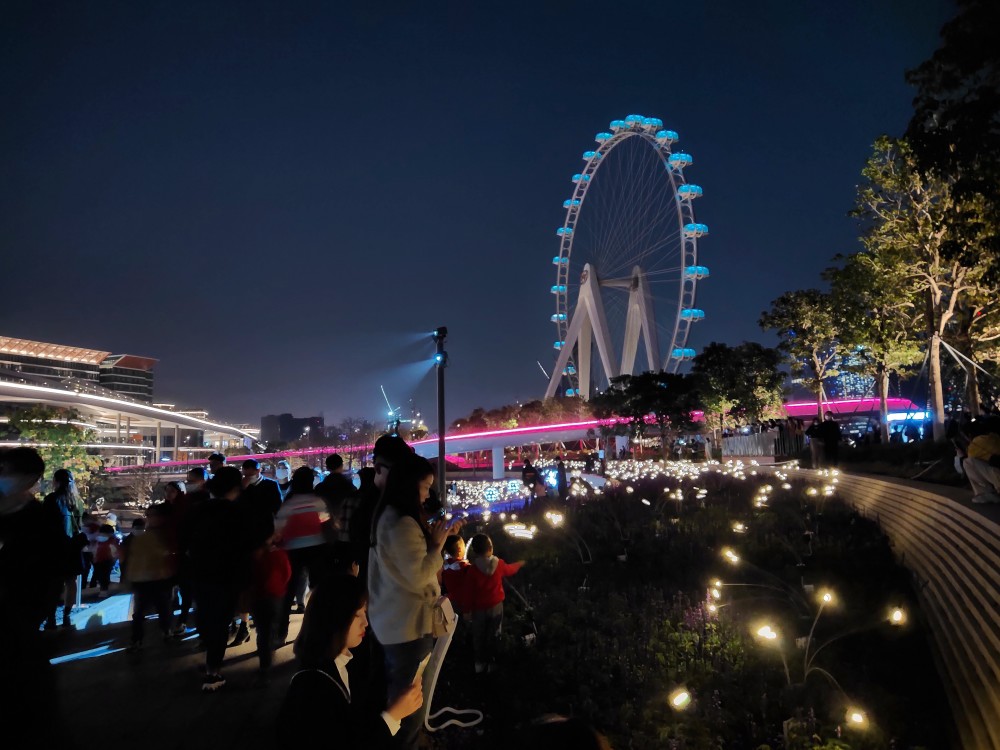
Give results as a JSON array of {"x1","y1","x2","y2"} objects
[
  {"x1": 251, "y1": 535, "x2": 291, "y2": 684},
  {"x1": 441, "y1": 535, "x2": 473, "y2": 618},
  {"x1": 465, "y1": 533, "x2": 524, "y2": 674}
]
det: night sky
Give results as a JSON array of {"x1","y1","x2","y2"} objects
[{"x1": 1, "y1": 1, "x2": 954, "y2": 427}]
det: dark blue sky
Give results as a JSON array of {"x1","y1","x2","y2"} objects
[{"x1": 1, "y1": 1, "x2": 954, "y2": 426}]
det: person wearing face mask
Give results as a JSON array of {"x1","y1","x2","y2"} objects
[
  {"x1": 0, "y1": 448, "x2": 68, "y2": 741},
  {"x1": 275, "y1": 460, "x2": 292, "y2": 500}
]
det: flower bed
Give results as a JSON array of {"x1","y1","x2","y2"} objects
[{"x1": 430, "y1": 461, "x2": 951, "y2": 749}]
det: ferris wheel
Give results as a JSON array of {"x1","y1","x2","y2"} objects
[{"x1": 544, "y1": 114, "x2": 709, "y2": 400}]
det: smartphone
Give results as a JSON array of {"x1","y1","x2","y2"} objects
[{"x1": 412, "y1": 653, "x2": 432, "y2": 685}]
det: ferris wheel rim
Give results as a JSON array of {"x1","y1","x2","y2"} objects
[{"x1": 552, "y1": 123, "x2": 701, "y2": 394}]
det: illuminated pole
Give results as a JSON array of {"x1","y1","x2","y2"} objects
[{"x1": 433, "y1": 327, "x2": 448, "y2": 505}]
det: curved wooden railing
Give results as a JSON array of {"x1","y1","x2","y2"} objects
[{"x1": 802, "y1": 470, "x2": 1000, "y2": 750}]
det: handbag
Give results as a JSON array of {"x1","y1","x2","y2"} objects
[{"x1": 430, "y1": 595, "x2": 456, "y2": 638}]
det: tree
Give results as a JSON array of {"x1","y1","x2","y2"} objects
[
  {"x1": 854, "y1": 136, "x2": 996, "y2": 439},
  {"x1": 826, "y1": 253, "x2": 923, "y2": 441},
  {"x1": 759, "y1": 290, "x2": 841, "y2": 418},
  {"x1": 906, "y1": 0, "x2": 1000, "y2": 256},
  {"x1": 7, "y1": 405, "x2": 102, "y2": 494},
  {"x1": 692, "y1": 342, "x2": 785, "y2": 444},
  {"x1": 590, "y1": 372, "x2": 700, "y2": 459}
]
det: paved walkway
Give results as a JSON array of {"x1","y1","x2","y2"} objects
[{"x1": 46, "y1": 599, "x2": 305, "y2": 750}]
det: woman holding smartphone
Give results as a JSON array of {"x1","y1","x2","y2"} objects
[
  {"x1": 277, "y1": 574, "x2": 421, "y2": 747},
  {"x1": 368, "y1": 453, "x2": 463, "y2": 750}
]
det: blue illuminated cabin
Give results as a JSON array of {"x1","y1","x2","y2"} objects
[
  {"x1": 551, "y1": 285, "x2": 567, "y2": 294},
  {"x1": 551, "y1": 313, "x2": 567, "y2": 322},
  {"x1": 669, "y1": 153, "x2": 693, "y2": 169},
  {"x1": 553, "y1": 341, "x2": 565, "y2": 350},
  {"x1": 672, "y1": 348, "x2": 697, "y2": 359},
  {"x1": 556, "y1": 227, "x2": 573, "y2": 236},
  {"x1": 656, "y1": 129, "x2": 679, "y2": 144},
  {"x1": 624, "y1": 114, "x2": 645, "y2": 126},
  {"x1": 643, "y1": 117, "x2": 663, "y2": 129},
  {"x1": 552, "y1": 256, "x2": 569, "y2": 265},
  {"x1": 684, "y1": 265, "x2": 711, "y2": 279},
  {"x1": 678, "y1": 184, "x2": 703, "y2": 200},
  {"x1": 563, "y1": 199, "x2": 582, "y2": 208},
  {"x1": 683, "y1": 223, "x2": 709, "y2": 237},
  {"x1": 595, "y1": 132, "x2": 613, "y2": 142},
  {"x1": 680, "y1": 309, "x2": 706, "y2": 320},
  {"x1": 571, "y1": 173, "x2": 592, "y2": 183}
]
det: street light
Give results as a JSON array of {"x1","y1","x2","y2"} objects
[{"x1": 432, "y1": 326, "x2": 448, "y2": 504}]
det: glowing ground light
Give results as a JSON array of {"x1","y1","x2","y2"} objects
[
  {"x1": 756, "y1": 624, "x2": 778, "y2": 640},
  {"x1": 504, "y1": 523, "x2": 535, "y2": 540},
  {"x1": 821, "y1": 590, "x2": 834, "y2": 604},
  {"x1": 707, "y1": 603, "x2": 718, "y2": 613},
  {"x1": 710, "y1": 587, "x2": 722, "y2": 600},
  {"x1": 846, "y1": 708, "x2": 868, "y2": 728},
  {"x1": 641, "y1": 498, "x2": 651, "y2": 506},
  {"x1": 544, "y1": 511, "x2": 564, "y2": 526},
  {"x1": 722, "y1": 548, "x2": 740, "y2": 564},
  {"x1": 669, "y1": 688, "x2": 692, "y2": 710},
  {"x1": 732, "y1": 522, "x2": 747, "y2": 534},
  {"x1": 889, "y1": 607, "x2": 907, "y2": 625}
]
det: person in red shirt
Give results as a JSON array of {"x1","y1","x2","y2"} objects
[
  {"x1": 252, "y1": 534, "x2": 292, "y2": 684},
  {"x1": 440, "y1": 535, "x2": 472, "y2": 618},
  {"x1": 465, "y1": 533, "x2": 524, "y2": 674}
]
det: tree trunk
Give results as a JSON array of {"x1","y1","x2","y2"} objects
[
  {"x1": 967, "y1": 365, "x2": 983, "y2": 417},
  {"x1": 928, "y1": 333, "x2": 946, "y2": 441},
  {"x1": 878, "y1": 365, "x2": 890, "y2": 444}
]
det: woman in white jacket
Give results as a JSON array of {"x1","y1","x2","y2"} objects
[{"x1": 368, "y1": 453, "x2": 462, "y2": 750}]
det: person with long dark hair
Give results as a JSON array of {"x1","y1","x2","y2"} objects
[
  {"x1": 276, "y1": 575, "x2": 421, "y2": 746},
  {"x1": 368, "y1": 453, "x2": 463, "y2": 750},
  {"x1": 43, "y1": 468, "x2": 85, "y2": 628}
]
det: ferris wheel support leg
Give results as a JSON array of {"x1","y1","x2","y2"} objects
[{"x1": 578, "y1": 321, "x2": 593, "y2": 400}]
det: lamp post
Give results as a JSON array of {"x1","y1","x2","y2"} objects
[{"x1": 432, "y1": 327, "x2": 448, "y2": 505}]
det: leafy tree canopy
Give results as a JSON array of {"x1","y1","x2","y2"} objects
[
  {"x1": 691, "y1": 342, "x2": 785, "y2": 430},
  {"x1": 7, "y1": 405, "x2": 102, "y2": 493}
]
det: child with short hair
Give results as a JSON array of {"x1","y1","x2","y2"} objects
[
  {"x1": 124, "y1": 508, "x2": 176, "y2": 651},
  {"x1": 92, "y1": 523, "x2": 120, "y2": 597},
  {"x1": 441, "y1": 535, "x2": 472, "y2": 618},
  {"x1": 465, "y1": 533, "x2": 524, "y2": 674}
]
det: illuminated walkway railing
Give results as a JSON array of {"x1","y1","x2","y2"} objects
[{"x1": 793, "y1": 470, "x2": 1000, "y2": 750}]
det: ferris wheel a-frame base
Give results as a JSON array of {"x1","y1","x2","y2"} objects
[{"x1": 544, "y1": 264, "x2": 661, "y2": 400}]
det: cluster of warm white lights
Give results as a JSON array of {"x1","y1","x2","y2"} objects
[{"x1": 503, "y1": 522, "x2": 537, "y2": 540}]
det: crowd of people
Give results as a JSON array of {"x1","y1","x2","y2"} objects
[{"x1": 0, "y1": 436, "x2": 595, "y2": 749}]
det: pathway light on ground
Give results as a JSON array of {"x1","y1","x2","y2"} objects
[
  {"x1": 806, "y1": 487, "x2": 819, "y2": 496},
  {"x1": 504, "y1": 523, "x2": 535, "y2": 540},
  {"x1": 845, "y1": 708, "x2": 868, "y2": 729},
  {"x1": 641, "y1": 498, "x2": 651, "y2": 506},
  {"x1": 889, "y1": 606, "x2": 907, "y2": 626},
  {"x1": 668, "y1": 688, "x2": 692, "y2": 710},
  {"x1": 756, "y1": 624, "x2": 778, "y2": 641},
  {"x1": 710, "y1": 587, "x2": 721, "y2": 600},
  {"x1": 732, "y1": 521, "x2": 747, "y2": 534},
  {"x1": 781, "y1": 483, "x2": 792, "y2": 490},
  {"x1": 722, "y1": 547, "x2": 740, "y2": 564}
]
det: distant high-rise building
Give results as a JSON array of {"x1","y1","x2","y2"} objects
[
  {"x1": 261, "y1": 413, "x2": 325, "y2": 444},
  {"x1": 824, "y1": 349, "x2": 874, "y2": 401},
  {"x1": 0, "y1": 335, "x2": 156, "y2": 402}
]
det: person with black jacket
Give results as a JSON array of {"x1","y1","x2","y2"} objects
[
  {"x1": 276, "y1": 575, "x2": 421, "y2": 748},
  {"x1": 0, "y1": 448, "x2": 68, "y2": 742},
  {"x1": 315, "y1": 453, "x2": 358, "y2": 565},
  {"x1": 186, "y1": 466, "x2": 255, "y2": 691}
]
